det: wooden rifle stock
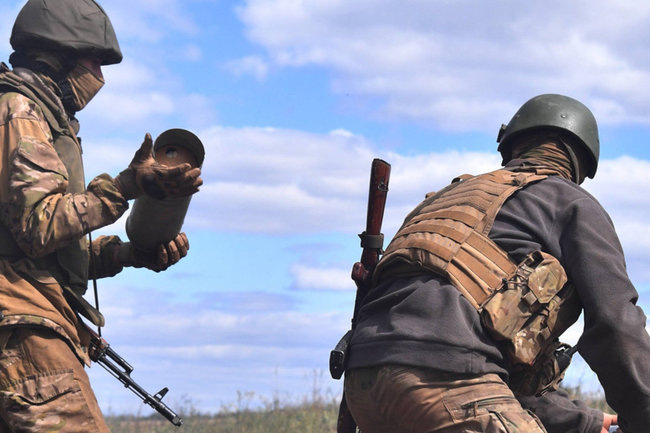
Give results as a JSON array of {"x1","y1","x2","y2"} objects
[
  {"x1": 352, "y1": 158, "x2": 391, "y2": 293},
  {"x1": 337, "y1": 158, "x2": 391, "y2": 433}
]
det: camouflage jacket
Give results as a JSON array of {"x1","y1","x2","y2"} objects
[{"x1": 0, "y1": 66, "x2": 129, "y2": 364}]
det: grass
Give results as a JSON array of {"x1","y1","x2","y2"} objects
[
  {"x1": 105, "y1": 390, "x2": 340, "y2": 433},
  {"x1": 102, "y1": 367, "x2": 338, "y2": 432},
  {"x1": 105, "y1": 385, "x2": 607, "y2": 433},
  {"x1": 562, "y1": 384, "x2": 612, "y2": 412}
]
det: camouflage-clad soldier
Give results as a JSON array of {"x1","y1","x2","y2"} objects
[
  {"x1": 343, "y1": 95, "x2": 650, "y2": 433},
  {"x1": 0, "y1": 1, "x2": 202, "y2": 431}
]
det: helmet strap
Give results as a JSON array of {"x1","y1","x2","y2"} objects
[
  {"x1": 58, "y1": 63, "x2": 105, "y2": 114},
  {"x1": 57, "y1": 77, "x2": 78, "y2": 114}
]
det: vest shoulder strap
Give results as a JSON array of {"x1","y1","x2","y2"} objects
[
  {"x1": 375, "y1": 169, "x2": 548, "y2": 308},
  {"x1": 0, "y1": 65, "x2": 67, "y2": 136}
]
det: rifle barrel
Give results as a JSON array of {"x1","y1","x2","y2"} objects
[{"x1": 86, "y1": 324, "x2": 183, "y2": 426}]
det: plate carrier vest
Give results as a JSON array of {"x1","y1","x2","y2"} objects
[{"x1": 374, "y1": 167, "x2": 582, "y2": 395}]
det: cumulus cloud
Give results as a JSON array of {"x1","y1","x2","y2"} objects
[
  {"x1": 584, "y1": 156, "x2": 650, "y2": 281},
  {"x1": 190, "y1": 125, "x2": 505, "y2": 235},
  {"x1": 226, "y1": 55, "x2": 270, "y2": 80},
  {"x1": 92, "y1": 280, "x2": 349, "y2": 350},
  {"x1": 182, "y1": 44, "x2": 203, "y2": 62},
  {"x1": 90, "y1": 91, "x2": 176, "y2": 124},
  {"x1": 105, "y1": 0, "x2": 199, "y2": 44},
  {"x1": 189, "y1": 126, "x2": 376, "y2": 233},
  {"x1": 85, "y1": 282, "x2": 349, "y2": 413},
  {"x1": 290, "y1": 264, "x2": 351, "y2": 291},
  {"x1": 237, "y1": 0, "x2": 650, "y2": 129},
  {"x1": 180, "y1": 125, "x2": 650, "y2": 286},
  {"x1": 587, "y1": 156, "x2": 650, "y2": 221},
  {"x1": 191, "y1": 126, "x2": 646, "y2": 231},
  {"x1": 76, "y1": 59, "x2": 216, "y2": 133},
  {"x1": 53, "y1": 2, "x2": 216, "y2": 132}
]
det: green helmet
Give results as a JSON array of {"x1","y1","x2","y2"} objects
[
  {"x1": 497, "y1": 94, "x2": 600, "y2": 178},
  {"x1": 10, "y1": 0, "x2": 122, "y2": 65}
]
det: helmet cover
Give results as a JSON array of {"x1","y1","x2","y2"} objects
[{"x1": 11, "y1": 0, "x2": 122, "y2": 65}]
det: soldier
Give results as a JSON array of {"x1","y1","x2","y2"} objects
[
  {"x1": 343, "y1": 94, "x2": 650, "y2": 433},
  {"x1": 0, "y1": 0, "x2": 201, "y2": 431}
]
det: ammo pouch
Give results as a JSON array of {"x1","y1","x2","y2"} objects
[
  {"x1": 508, "y1": 341, "x2": 573, "y2": 396},
  {"x1": 480, "y1": 250, "x2": 581, "y2": 396}
]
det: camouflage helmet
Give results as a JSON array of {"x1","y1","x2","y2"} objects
[
  {"x1": 497, "y1": 94, "x2": 600, "y2": 178},
  {"x1": 10, "y1": 0, "x2": 122, "y2": 65}
]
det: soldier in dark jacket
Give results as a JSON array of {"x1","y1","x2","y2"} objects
[
  {"x1": 0, "y1": 1, "x2": 201, "y2": 430},
  {"x1": 344, "y1": 94, "x2": 649, "y2": 433}
]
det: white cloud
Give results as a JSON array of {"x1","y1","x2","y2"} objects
[
  {"x1": 194, "y1": 125, "x2": 643, "y2": 228},
  {"x1": 78, "y1": 122, "x2": 650, "y2": 286},
  {"x1": 106, "y1": 0, "x2": 199, "y2": 44},
  {"x1": 84, "y1": 61, "x2": 175, "y2": 124},
  {"x1": 103, "y1": 59, "x2": 159, "y2": 89},
  {"x1": 189, "y1": 126, "x2": 376, "y2": 233},
  {"x1": 182, "y1": 44, "x2": 203, "y2": 62},
  {"x1": 189, "y1": 125, "x2": 505, "y2": 235},
  {"x1": 225, "y1": 55, "x2": 270, "y2": 80},
  {"x1": 90, "y1": 91, "x2": 175, "y2": 124},
  {"x1": 237, "y1": 0, "x2": 650, "y2": 129},
  {"x1": 587, "y1": 156, "x2": 650, "y2": 212},
  {"x1": 290, "y1": 264, "x2": 352, "y2": 291},
  {"x1": 91, "y1": 282, "x2": 349, "y2": 350},
  {"x1": 181, "y1": 125, "x2": 650, "y2": 285},
  {"x1": 77, "y1": 59, "x2": 216, "y2": 130},
  {"x1": 85, "y1": 282, "x2": 349, "y2": 413},
  {"x1": 584, "y1": 156, "x2": 650, "y2": 281}
]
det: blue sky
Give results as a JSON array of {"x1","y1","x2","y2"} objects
[{"x1": 2, "y1": 0, "x2": 650, "y2": 416}]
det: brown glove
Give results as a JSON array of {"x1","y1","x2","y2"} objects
[
  {"x1": 115, "y1": 133, "x2": 202, "y2": 200},
  {"x1": 117, "y1": 232, "x2": 190, "y2": 272}
]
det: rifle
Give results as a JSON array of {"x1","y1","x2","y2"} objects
[
  {"x1": 330, "y1": 158, "x2": 391, "y2": 433},
  {"x1": 85, "y1": 324, "x2": 183, "y2": 426}
]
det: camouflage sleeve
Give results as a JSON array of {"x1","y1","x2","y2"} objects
[
  {"x1": 89, "y1": 234, "x2": 124, "y2": 278},
  {"x1": 0, "y1": 92, "x2": 129, "y2": 258}
]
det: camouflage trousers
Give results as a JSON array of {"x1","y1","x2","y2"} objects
[
  {"x1": 0, "y1": 327, "x2": 110, "y2": 432},
  {"x1": 344, "y1": 365, "x2": 546, "y2": 433}
]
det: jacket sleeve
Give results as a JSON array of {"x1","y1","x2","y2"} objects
[
  {"x1": 0, "y1": 92, "x2": 128, "y2": 258},
  {"x1": 518, "y1": 389, "x2": 603, "y2": 433},
  {"x1": 560, "y1": 195, "x2": 650, "y2": 433}
]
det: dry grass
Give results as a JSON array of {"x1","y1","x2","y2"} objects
[
  {"x1": 106, "y1": 401, "x2": 339, "y2": 433},
  {"x1": 105, "y1": 385, "x2": 607, "y2": 432},
  {"x1": 562, "y1": 384, "x2": 612, "y2": 412},
  {"x1": 105, "y1": 389, "x2": 339, "y2": 433}
]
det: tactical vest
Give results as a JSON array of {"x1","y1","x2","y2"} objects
[
  {"x1": 375, "y1": 168, "x2": 582, "y2": 395},
  {"x1": 0, "y1": 65, "x2": 99, "y2": 322}
]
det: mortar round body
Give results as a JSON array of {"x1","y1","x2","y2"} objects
[
  {"x1": 126, "y1": 195, "x2": 191, "y2": 251},
  {"x1": 125, "y1": 129, "x2": 204, "y2": 251}
]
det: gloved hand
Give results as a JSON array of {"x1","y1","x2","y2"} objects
[
  {"x1": 115, "y1": 133, "x2": 202, "y2": 200},
  {"x1": 117, "y1": 232, "x2": 190, "y2": 272}
]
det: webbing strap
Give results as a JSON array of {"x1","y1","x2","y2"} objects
[
  {"x1": 450, "y1": 232, "x2": 517, "y2": 309},
  {"x1": 375, "y1": 169, "x2": 547, "y2": 308}
]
